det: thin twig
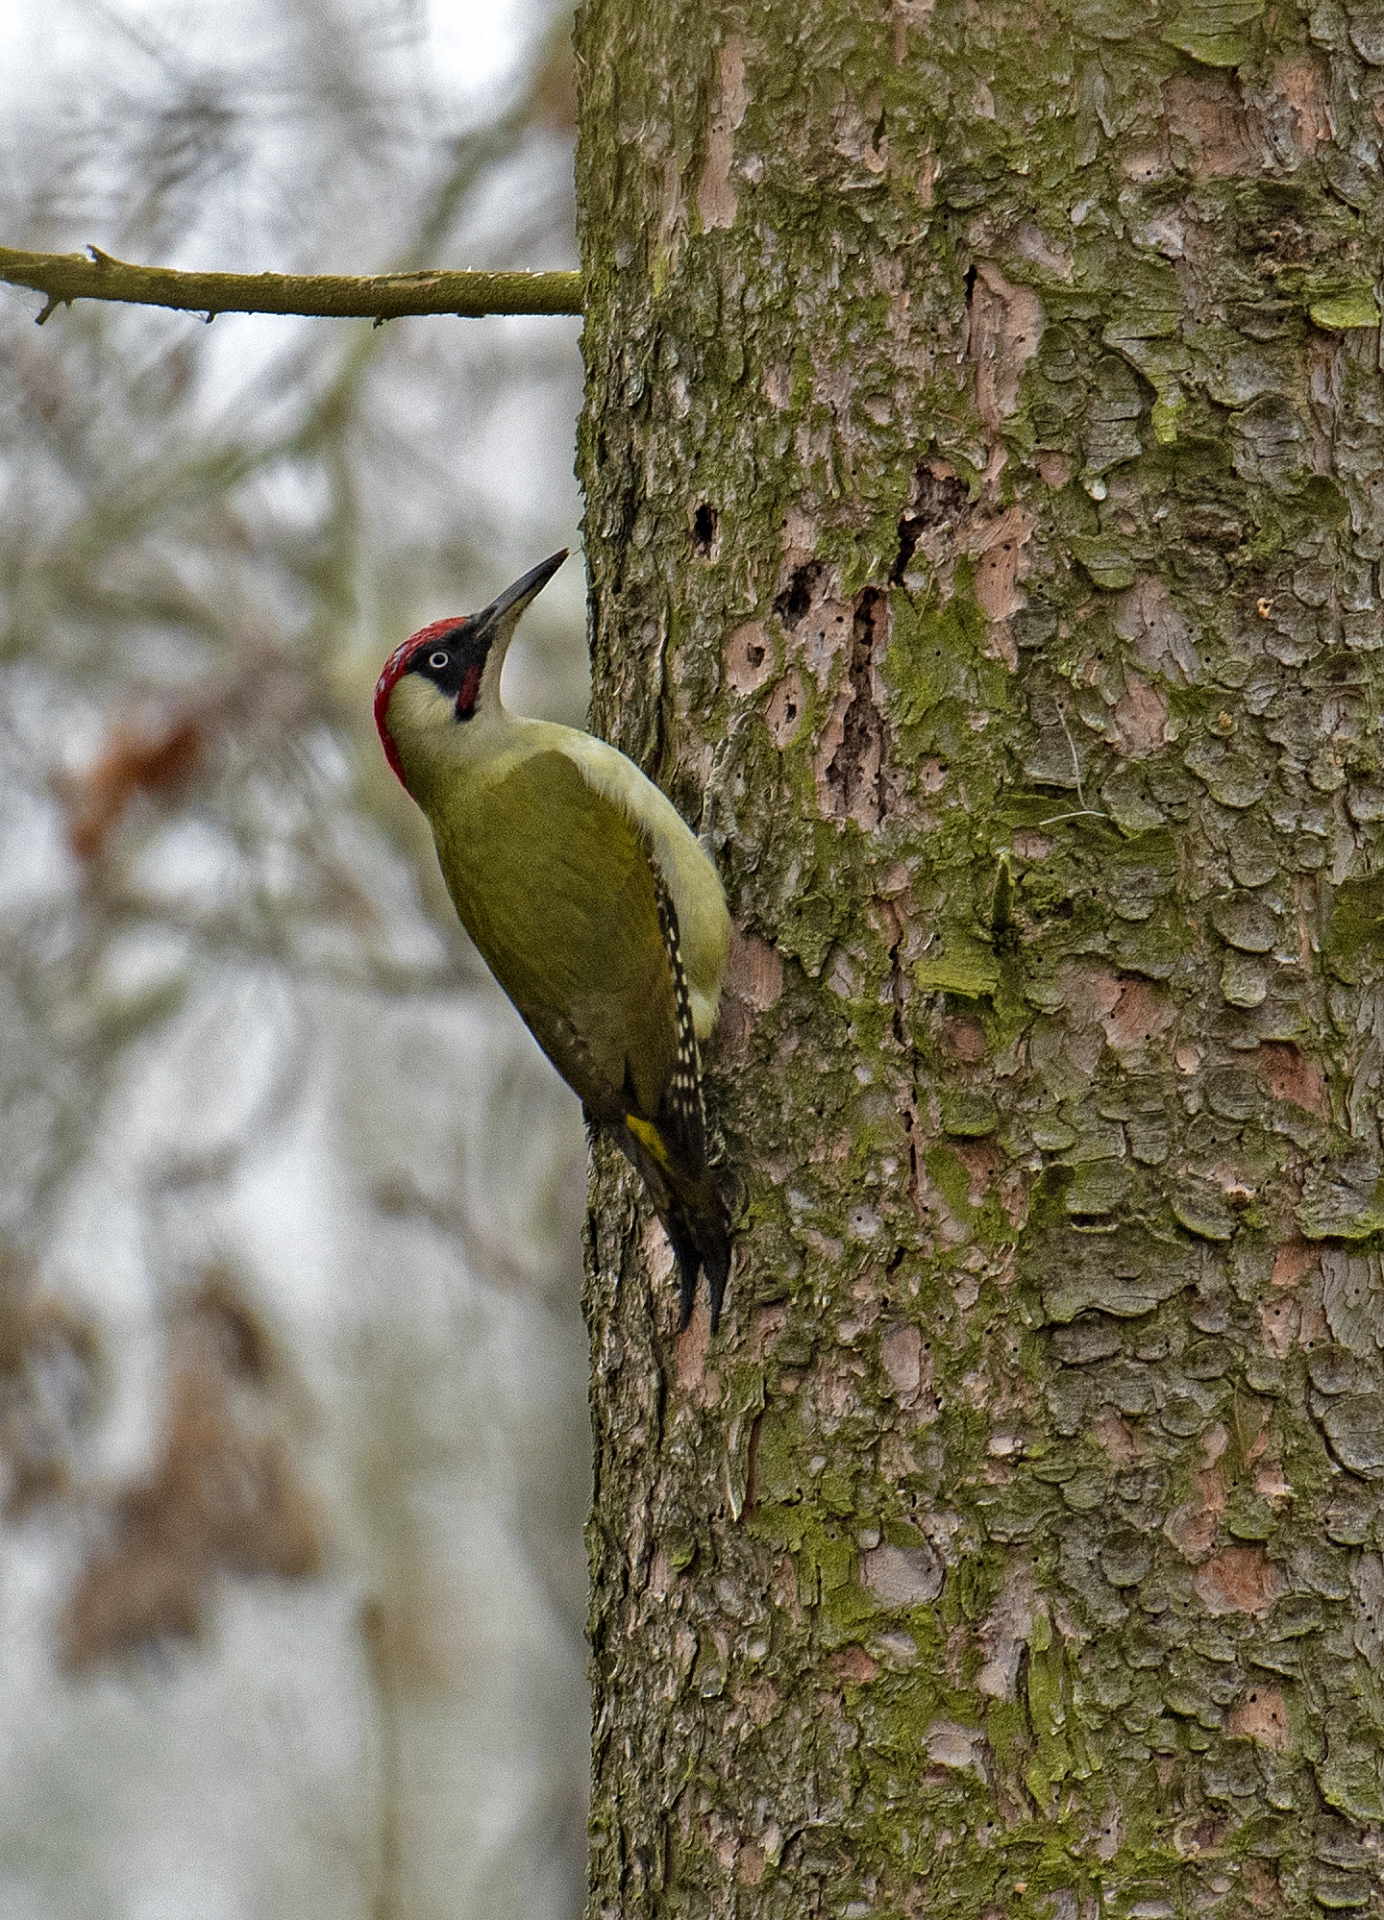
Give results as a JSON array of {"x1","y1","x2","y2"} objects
[
  {"x1": 1041, "y1": 696, "x2": 1112, "y2": 830},
  {"x1": 0, "y1": 243, "x2": 583, "y2": 322}
]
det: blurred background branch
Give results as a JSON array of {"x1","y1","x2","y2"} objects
[{"x1": 0, "y1": 2, "x2": 592, "y2": 1917}]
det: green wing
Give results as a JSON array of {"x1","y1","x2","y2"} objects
[{"x1": 430, "y1": 749, "x2": 682, "y2": 1131}]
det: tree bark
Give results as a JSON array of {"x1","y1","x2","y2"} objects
[{"x1": 576, "y1": 2, "x2": 1384, "y2": 1914}]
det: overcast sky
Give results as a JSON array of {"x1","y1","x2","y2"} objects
[{"x1": 0, "y1": 0, "x2": 537, "y2": 124}]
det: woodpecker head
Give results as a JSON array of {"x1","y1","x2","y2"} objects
[{"x1": 374, "y1": 549, "x2": 569, "y2": 788}]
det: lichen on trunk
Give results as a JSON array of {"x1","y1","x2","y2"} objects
[{"x1": 575, "y1": 0, "x2": 1384, "y2": 1913}]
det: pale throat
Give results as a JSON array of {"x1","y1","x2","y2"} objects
[{"x1": 385, "y1": 656, "x2": 514, "y2": 795}]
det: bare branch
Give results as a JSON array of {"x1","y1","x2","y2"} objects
[{"x1": 0, "y1": 243, "x2": 583, "y2": 322}]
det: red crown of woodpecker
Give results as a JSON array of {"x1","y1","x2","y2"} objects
[{"x1": 373, "y1": 618, "x2": 471, "y2": 786}]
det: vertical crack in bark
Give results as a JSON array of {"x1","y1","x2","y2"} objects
[
  {"x1": 824, "y1": 587, "x2": 888, "y2": 829},
  {"x1": 899, "y1": 1090, "x2": 926, "y2": 1229},
  {"x1": 743, "y1": 1408, "x2": 763, "y2": 1512},
  {"x1": 879, "y1": 896, "x2": 927, "y2": 1226}
]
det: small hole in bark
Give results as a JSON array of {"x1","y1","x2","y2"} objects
[
  {"x1": 692, "y1": 503, "x2": 717, "y2": 556},
  {"x1": 746, "y1": 641, "x2": 765, "y2": 668}
]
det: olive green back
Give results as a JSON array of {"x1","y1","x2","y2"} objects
[{"x1": 429, "y1": 749, "x2": 678, "y2": 1128}]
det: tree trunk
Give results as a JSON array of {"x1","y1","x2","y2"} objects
[{"x1": 575, "y1": 2, "x2": 1384, "y2": 1914}]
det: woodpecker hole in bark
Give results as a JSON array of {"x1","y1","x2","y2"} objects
[
  {"x1": 892, "y1": 464, "x2": 973, "y2": 582},
  {"x1": 691, "y1": 503, "x2": 718, "y2": 557},
  {"x1": 773, "y1": 560, "x2": 824, "y2": 625}
]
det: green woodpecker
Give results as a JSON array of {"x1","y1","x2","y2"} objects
[{"x1": 374, "y1": 551, "x2": 734, "y2": 1330}]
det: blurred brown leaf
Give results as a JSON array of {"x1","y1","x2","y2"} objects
[
  {"x1": 61, "y1": 714, "x2": 204, "y2": 861},
  {"x1": 63, "y1": 1274, "x2": 321, "y2": 1670}
]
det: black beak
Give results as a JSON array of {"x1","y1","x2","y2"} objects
[{"x1": 476, "y1": 550, "x2": 569, "y2": 632}]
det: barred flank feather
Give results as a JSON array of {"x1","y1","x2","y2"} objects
[{"x1": 621, "y1": 875, "x2": 732, "y2": 1330}]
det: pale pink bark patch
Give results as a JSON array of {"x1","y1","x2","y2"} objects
[
  {"x1": 726, "y1": 621, "x2": 774, "y2": 695},
  {"x1": 696, "y1": 39, "x2": 748, "y2": 230},
  {"x1": 1229, "y1": 1685, "x2": 1290, "y2": 1750},
  {"x1": 1194, "y1": 1547, "x2": 1281, "y2": 1615},
  {"x1": 1113, "y1": 673, "x2": 1168, "y2": 759},
  {"x1": 1257, "y1": 1041, "x2": 1328, "y2": 1116}
]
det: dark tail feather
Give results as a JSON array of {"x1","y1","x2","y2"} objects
[{"x1": 614, "y1": 1121, "x2": 734, "y2": 1332}]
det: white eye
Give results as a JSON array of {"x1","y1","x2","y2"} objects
[{"x1": 429, "y1": 651, "x2": 450, "y2": 669}]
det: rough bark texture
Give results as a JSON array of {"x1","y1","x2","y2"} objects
[{"x1": 575, "y1": 1, "x2": 1384, "y2": 1914}]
